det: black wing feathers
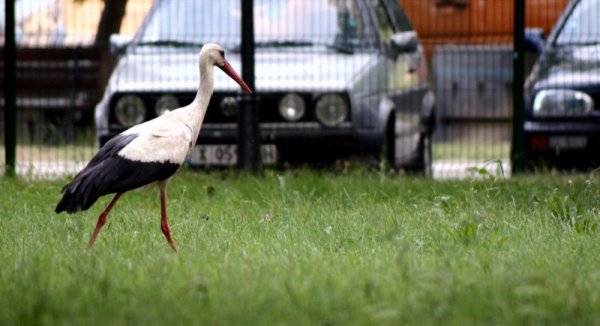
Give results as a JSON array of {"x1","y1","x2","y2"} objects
[{"x1": 55, "y1": 133, "x2": 180, "y2": 214}]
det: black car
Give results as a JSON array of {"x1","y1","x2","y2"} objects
[{"x1": 524, "y1": 0, "x2": 600, "y2": 169}]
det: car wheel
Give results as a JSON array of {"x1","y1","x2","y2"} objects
[
  {"x1": 385, "y1": 113, "x2": 396, "y2": 167},
  {"x1": 384, "y1": 114, "x2": 432, "y2": 176},
  {"x1": 402, "y1": 130, "x2": 431, "y2": 176},
  {"x1": 418, "y1": 130, "x2": 433, "y2": 176}
]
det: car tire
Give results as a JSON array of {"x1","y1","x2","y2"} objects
[
  {"x1": 384, "y1": 114, "x2": 432, "y2": 176},
  {"x1": 416, "y1": 130, "x2": 433, "y2": 177},
  {"x1": 385, "y1": 113, "x2": 396, "y2": 167}
]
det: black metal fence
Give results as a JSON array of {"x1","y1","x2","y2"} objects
[{"x1": 2, "y1": 0, "x2": 596, "y2": 178}]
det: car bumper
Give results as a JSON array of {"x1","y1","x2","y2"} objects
[
  {"x1": 524, "y1": 120, "x2": 600, "y2": 167},
  {"x1": 98, "y1": 122, "x2": 382, "y2": 164}
]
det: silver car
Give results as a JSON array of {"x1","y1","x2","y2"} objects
[{"x1": 95, "y1": 0, "x2": 436, "y2": 171}]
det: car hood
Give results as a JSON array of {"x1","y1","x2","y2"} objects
[
  {"x1": 530, "y1": 44, "x2": 600, "y2": 89},
  {"x1": 108, "y1": 50, "x2": 377, "y2": 93}
]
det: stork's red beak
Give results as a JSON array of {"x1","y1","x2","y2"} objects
[{"x1": 220, "y1": 60, "x2": 253, "y2": 94}]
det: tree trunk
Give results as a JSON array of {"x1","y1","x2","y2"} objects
[
  {"x1": 94, "y1": 0, "x2": 129, "y2": 99},
  {"x1": 94, "y1": 0, "x2": 128, "y2": 48}
]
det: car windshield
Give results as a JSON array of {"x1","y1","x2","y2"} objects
[
  {"x1": 137, "y1": 0, "x2": 374, "y2": 52},
  {"x1": 555, "y1": 0, "x2": 600, "y2": 46}
]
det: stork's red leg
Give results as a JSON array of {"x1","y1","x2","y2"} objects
[
  {"x1": 87, "y1": 192, "x2": 123, "y2": 250},
  {"x1": 160, "y1": 185, "x2": 177, "y2": 252}
]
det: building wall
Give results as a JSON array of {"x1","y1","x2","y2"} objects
[
  {"x1": 16, "y1": 0, "x2": 151, "y2": 46},
  {"x1": 399, "y1": 0, "x2": 570, "y2": 57}
]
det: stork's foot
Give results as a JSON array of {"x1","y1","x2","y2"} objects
[{"x1": 161, "y1": 222, "x2": 177, "y2": 252}]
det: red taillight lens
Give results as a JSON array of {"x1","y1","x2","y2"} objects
[{"x1": 530, "y1": 136, "x2": 549, "y2": 150}]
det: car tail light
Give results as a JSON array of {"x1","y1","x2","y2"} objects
[{"x1": 530, "y1": 136, "x2": 549, "y2": 150}]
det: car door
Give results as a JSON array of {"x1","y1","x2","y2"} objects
[{"x1": 367, "y1": 0, "x2": 431, "y2": 161}]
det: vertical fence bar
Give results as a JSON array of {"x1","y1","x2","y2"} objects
[
  {"x1": 4, "y1": 0, "x2": 17, "y2": 177},
  {"x1": 237, "y1": 0, "x2": 261, "y2": 170},
  {"x1": 511, "y1": 0, "x2": 526, "y2": 173}
]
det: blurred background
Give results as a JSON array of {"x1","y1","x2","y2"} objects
[{"x1": 0, "y1": 0, "x2": 592, "y2": 178}]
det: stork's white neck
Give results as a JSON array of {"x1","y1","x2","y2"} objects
[
  {"x1": 194, "y1": 55, "x2": 214, "y2": 111},
  {"x1": 177, "y1": 55, "x2": 214, "y2": 144}
]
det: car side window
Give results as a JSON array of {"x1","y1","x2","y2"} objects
[
  {"x1": 367, "y1": 0, "x2": 396, "y2": 46},
  {"x1": 383, "y1": 0, "x2": 413, "y2": 32},
  {"x1": 555, "y1": 0, "x2": 600, "y2": 46}
]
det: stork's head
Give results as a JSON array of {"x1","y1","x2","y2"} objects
[{"x1": 201, "y1": 43, "x2": 252, "y2": 94}]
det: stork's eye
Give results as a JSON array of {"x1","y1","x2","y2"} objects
[{"x1": 219, "y1": 50, "x2": 225, "y2": 59}]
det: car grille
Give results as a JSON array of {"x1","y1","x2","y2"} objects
[
  {"x1": 109, "y1": 92, "x2": 352, "y2": 127},
  {"x1": 591, "y1": 91, "x2": 600, "y2": 113},
  {"x1": 140, "y1": 92, "x2": 352, "y2": 123}
]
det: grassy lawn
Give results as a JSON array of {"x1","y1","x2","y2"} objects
[{"x1": 1, "y1": 168, "x2": 599, "y2": 325}]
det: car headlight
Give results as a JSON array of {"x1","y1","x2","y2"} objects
[
  {"x1": 278, "y1": 93, "x2": 305, "y2": 121},
  {"x1": 315, "y1": 94, "x2": 348, "y2": 127},
  {"x1": 114, "y1": 95, "x2": 145, "y2": 127},
  {"x1": 220, "y1": 96, "x2": 238, "y2": 117},
  {"x1": 533, "y1": 89, "x2": 593, "y2": 117},
  {"x1": 155, "y1": 95, "x2": 179, "y2": 116}
]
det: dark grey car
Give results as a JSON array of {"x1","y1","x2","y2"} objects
[
  {"x1": 96, "y1": 0, "x2": 436, "y2": 170},
  {"x1": 524, "y1": 0, "x2": 600, "y2": 168}
]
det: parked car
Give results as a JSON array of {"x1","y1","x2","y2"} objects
[
  {"x1": 96, "y1": 0, "x2": 435, "y2": 171},
  {"x1": 524, "y1": 0, "x2": 600, "y2": 168}
]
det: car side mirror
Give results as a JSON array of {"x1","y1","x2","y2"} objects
[
  {"x1": 525, "y1": 28, "x2": 545, "y2": 54},
  {"x1": 110, "y1": 34, "x2": 133, "y2": 55},
  {"x1": 389, "y1": 31, "x2": 419, "y2": 59}
]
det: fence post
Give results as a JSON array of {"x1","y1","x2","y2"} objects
[
  {"x1": 511, "y1": 0, "x2": 526, "y2": 173},
  {"x1": 4, "y1": 0, "x2": 17, "y2": 177},
  {"x1": 237, "y1": 0, "x2": 261, "y2": 171}
]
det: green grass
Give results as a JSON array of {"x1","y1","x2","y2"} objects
[{"x1": 1, "y1": 168, "x2": 600, "y2": 325}]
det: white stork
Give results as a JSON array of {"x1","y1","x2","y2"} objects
[{"x1": 55, "y1": 43, "x2": 252, "y2": 252}]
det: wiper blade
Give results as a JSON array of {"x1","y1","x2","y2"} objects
[
  {"x1": 555, "y1": 40, "x2": 600, "y2": 47},
  {"x1": 137, "y1": 40, "x2": 204, "y2": 48},
  {"x1": 229, "y1": 40, "x2": 314, "y2": 52},
  {"x1": 256, "y1": 40, "x2": 355, "y2": 54},
  {"x1": 326, "y1": 43, "x2": 354, "y2": 54},
  {"x1": 254, "y1": 40, "x2": 314, "y2": 48}
]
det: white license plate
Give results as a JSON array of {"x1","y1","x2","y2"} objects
[
  {"x1": 549, "y1": 136, "x2": 587, "y2": 149},
  {"x1": 189, "y1": 144, "x2": 277, "y2": 166}
]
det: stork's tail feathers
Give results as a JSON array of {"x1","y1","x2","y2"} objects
[{"x1": 55, "y1": 168, "x2": 105, "y2": 214}]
